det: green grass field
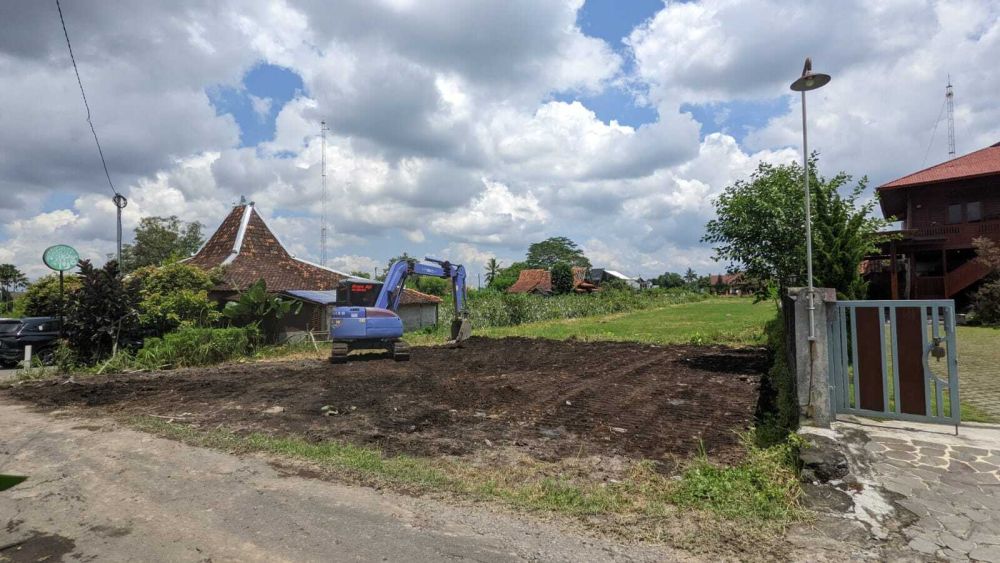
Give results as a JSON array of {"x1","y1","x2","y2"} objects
[
  {"x1": 956, "y1": 325, "x2": 1000, "y2": 421},
  {"x1": 408, "y1": 297, "x2": 775, "y2": 347}
]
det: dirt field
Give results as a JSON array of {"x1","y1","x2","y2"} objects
[{"x1": 5, "y1": 337, "x2": 765, "y2": 466}]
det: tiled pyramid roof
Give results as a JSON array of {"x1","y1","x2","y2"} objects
[{"x1": 186, "y1": 203, "x2": 441, "y2": 304}]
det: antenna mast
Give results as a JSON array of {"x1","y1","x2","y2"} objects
[
  {"x1": 946, "y1": 77, "x2": 956, "y2": 157},
  {"x1": 320, "y1": 121, "x2": 329, "y2": 266}
]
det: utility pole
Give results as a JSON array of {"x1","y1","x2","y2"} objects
[
  {"x1": 946, "y1": 77, "x2": 956, "y2": 157},
  {"x1": 320, "y1": 121, "x2": 329, "y2": 266}
]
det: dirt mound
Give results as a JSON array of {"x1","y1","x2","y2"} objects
[{"x1": 7, "y1": 337, "x2": 765, "y2": 464}]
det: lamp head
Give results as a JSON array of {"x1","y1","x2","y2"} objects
[{"x1": 790, "y1": 57, "x2": 831, "y2": 92}]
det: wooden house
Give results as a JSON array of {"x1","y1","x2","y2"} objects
[
  {"x1": 866, "y1": 142, "x2": 1000, "y2": 301},
  {"x1": 185, "y1": 201, "x2": 441, "y2": 337}
]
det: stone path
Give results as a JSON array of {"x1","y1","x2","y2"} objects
[{"x1": 800, "y1": 418, "x2": 1000, "y2": 562}]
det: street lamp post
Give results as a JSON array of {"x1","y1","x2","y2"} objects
[{"x1": 790, "y1": 58, "x2": 831, "y2": 341}]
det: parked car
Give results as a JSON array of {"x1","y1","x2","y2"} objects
[{"x1": 0, "y1": 317, "x2": 62, "y2": 368}]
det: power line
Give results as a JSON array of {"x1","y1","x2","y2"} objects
[
  {"x1": 920, "y1": 97, "x2": 947, "y2": 168},
  {"x1": 56, "y1": 0, "x2": 128, "y2": 265}
]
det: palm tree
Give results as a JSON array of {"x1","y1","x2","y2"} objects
[
  {"x1": 484, "y1": 258, "x2": 502, "y2": 286},
  {"x1": 0, "y1": 264, "x2": 28, "y2": 313}
]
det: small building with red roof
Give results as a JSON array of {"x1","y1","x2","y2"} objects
[
  {"x1": 185, "y1": 200, "x2": 441, "y2": 335},
  {"x1": 866, "y1": 142, "x2": 1000, "y2": 301},
  {"x1": 507, "y1": 267, "x2": 595, "y2": 294}
]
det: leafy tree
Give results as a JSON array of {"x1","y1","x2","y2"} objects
[
  {"x1": 971, "y1": 237, "x2": 1000, "y2": 325},
  {"x1": 525, "y1": 237, "x2": 591, "y2": 269},
  {"x1": 655, "y1": 272, "x2": 685, "y2": 289},
  {"x1": 550, "y1": 262, "x2": 574, "y2": 294},
  {"x1": 0, "y1": 264, "x2": 28, "y2": 313},
  {"x1": 121, "y1": 216, "x2": 204, "y2": 273},
  {"x1": 22, "y1": 274, "x2": 83, "y2": 317},
  {"x1": 222, "y1": 279, "x2": 301, "y2": 342},
  {"x1": 349, "y1": 271, "x2": 371, "y2": 279},
  {"x1": 65, "y1": 260, "x2": 140, "y2": 362},
  {"x1": 484, "y1": 258, "x2": 502, "y2": 285},
  {"x1": 683, "y1": 268, "x2": 699, "y2": 286},
  {"x1": 489, "y1": 261, "x2": 528, "y2": 291},
  {"x1": 703, "y1": 155, "x2": 890, "y2": 300},
  {"x1": 131, "y1": 263, "x2": 220, "y2": 335},
  {"x1": 412, "y1": 276, "x2": 448, "y2": 296}
]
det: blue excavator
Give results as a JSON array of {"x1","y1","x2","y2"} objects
[{"x1": 329, "y1": 257, "x2": 471, "y2": 363}]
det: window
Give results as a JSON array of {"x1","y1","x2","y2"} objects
[
  {"x1": 947, "y1": 204, "x2": 963, "y2": 224},
  {"x1": 967, "y1": 201, "x2": 982, "y2": 222}
]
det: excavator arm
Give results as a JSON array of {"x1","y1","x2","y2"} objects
[{"x1": 375, "y1": 257, "x2": 471, "y2": 344}]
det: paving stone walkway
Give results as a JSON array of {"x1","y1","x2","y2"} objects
[{"x1": 799, "y1": 419, "x2": 1000, "y2": 562}]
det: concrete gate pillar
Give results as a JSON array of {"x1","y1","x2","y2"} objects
[{"x1": 787, "y1": 287, "x2": 837, "y2": 427}]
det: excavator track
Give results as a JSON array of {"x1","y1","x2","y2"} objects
[
  {"x1": 391, "y1": 340, "x2": 410, "y2": 362},
  {"x1": 329, "y1": 342, "x2": 350, "y2": 364}
]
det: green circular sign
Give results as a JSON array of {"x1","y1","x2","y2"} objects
[{"x1": 42, "y1": 245, "x2": 80, "y2": 272}]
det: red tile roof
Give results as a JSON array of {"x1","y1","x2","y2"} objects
[
  {"x1": 880, "y1": 142, "x2": 1000, "y2": 191},
  {"x1": 507, "y1": 267, "x2": 589, "y2": 294},
  {"x1": 508, "y1": 269, "x2": 551, "y2": 294},
  {"x1": 186, "y1": 204, "x2": 441, "y2": 304}
]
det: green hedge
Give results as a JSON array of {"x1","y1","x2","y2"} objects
[{"x1": 94, "y1": 326, "x2": 261, "y2": 373}]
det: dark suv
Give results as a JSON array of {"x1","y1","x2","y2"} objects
[{"x1": 0, "y1": 317, "x2": 62, "y2": 368}]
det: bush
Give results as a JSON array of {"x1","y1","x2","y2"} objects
[
  {"x1": 65, "y1": 260, "x2": 140, "y2": 363},
  {"x1": 972, "y1": 280, "x2": 1000, "y2": 326},
  {"x1": 22, "y1": 274, "x2": 82, "y2": 317},
  {"x1": 119, "y1": 326, "x2": 260, "y2": 371},
  {"x1": 132, "y1": 263, "x2": 220, "y2": 334}
]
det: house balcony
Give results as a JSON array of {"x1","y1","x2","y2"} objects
[{"x1": 902, "y1": 217, "x2": 1000, "y2": 249}]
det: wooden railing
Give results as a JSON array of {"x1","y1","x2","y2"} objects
[
  {"x1": 913, "y1": 218, "x2": 1000, "y2": 244},
  {"x1": 946, "y1": 260, "x2": 991, "y2": 297}
]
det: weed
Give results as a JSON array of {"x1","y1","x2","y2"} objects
[{"x1": 670, "y1": 431, "x2": 802, "y2": 525}]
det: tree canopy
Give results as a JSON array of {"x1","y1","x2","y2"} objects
[
  {"x1": 703, "y1": 156, "x2": 889, "y2": 300},
  {"x1": 0, "y1": 264, "x2": 28, "y2": 313},
  {"x1": 525, "y1": 237, "x2": 591, "y2": 269},
  {"x1": 550, "y1": 262, "x2": 574, "y2": 294},
  {"x1": 121, "y1": 216, "x2": 204, "y2": 273}
]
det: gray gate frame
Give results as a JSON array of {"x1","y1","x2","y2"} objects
[{"x1": 827, "y1": 299, "x2": 960, "y2": 426}]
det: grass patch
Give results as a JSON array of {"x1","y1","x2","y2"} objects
[
  {"x1": 671, "y1": 434, "x2": 802, "y2": 523},
  {"x1": 409, "y1": 298, "x2": 772, "y2": 347},
  {"x1": 129, "y1": 415, "x2": 802, "y2": 535}
]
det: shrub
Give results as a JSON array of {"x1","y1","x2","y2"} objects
[
  {"x1": 128, "y1": 326, "x2": 260, "y2": 370},
  {"x1": 22, "y1": 274, "x2": 82, "y2": 317},
  {"x1": 132, "y1": 263, "x2": 220, "y2": 334},
  {"x1": 972, "y1": 280, "x2": 1000, "y2": 326},
  {"x1": 65, "y1": 260, "x2": 140, "y2": 363}
]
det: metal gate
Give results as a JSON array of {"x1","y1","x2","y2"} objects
[{"x1": 828, "y1": 300, "x2": 960, "y2": 426}]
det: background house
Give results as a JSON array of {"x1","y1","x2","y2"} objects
[
  {"x1": 507, "y1": 267, "x2": 595, "y2": 294},
  {"x1": 186, "y1": 201, "x2": 441, "y2": 338},
  {"x1": 865, "y1": 142, "x2": 1000, "y2": 302}
]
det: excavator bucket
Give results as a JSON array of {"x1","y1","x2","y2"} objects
[{"x1": 449, "y1": 318, "x2": 472, "y2": 347}]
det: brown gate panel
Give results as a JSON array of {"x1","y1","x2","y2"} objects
[
  {"x1": 855, "y1": 307, "x2": 884, "y2": 411},
  {"x1": 895, "y1": 307, "x2": 926, "y2": 415}
]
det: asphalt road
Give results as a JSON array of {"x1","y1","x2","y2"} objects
[{"x1": 0, "y1": 400, "x2": 687, "y2": 562}]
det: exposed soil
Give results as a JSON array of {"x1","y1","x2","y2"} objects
[{"x1": 5, "y1": 337, "x2": 765, "y2": 465}]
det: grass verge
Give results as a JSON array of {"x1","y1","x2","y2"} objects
[{"x1": 128, "y1": 415, "x2": 802, "y2": 549}]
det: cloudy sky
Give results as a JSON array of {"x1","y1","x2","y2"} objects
[{"x1": 2, "y1": 0, "x2": 999, "y2": 281}]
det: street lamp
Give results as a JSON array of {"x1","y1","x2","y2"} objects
[{"x1": 790, "y1": 57, "x2": 830, "y2": 341}]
